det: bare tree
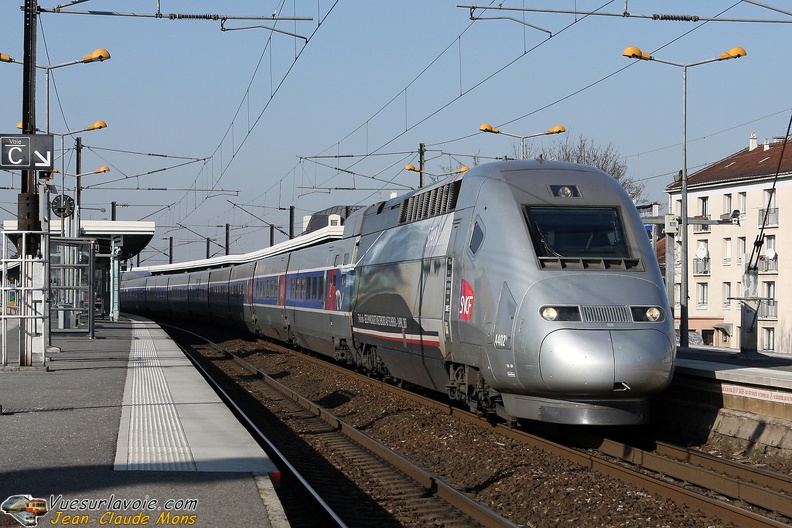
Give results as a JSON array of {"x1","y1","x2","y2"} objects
[{"x1": 526, "y1": 134, "x2": 645, "y2": 202}]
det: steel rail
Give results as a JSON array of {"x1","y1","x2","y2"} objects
[
  {"x1": 273, "y1": 340, "x2": 792, "y2": 528},
  {"x1": 167, "y1": 323, "x2": 517, "y2": 528},
  {"x1": 227, "y1": 350, "x2": 520, "y2": 528},
  {"x1": 165, "y1": 326, "x2": 348, "y2": 528}
]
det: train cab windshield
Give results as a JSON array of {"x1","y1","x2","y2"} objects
[{"x1": 524, "y1": 206, "x2": 630, "y2": 258}]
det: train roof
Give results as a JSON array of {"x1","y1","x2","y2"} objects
[{"x1": 132, "y1": 219, "x2": 345, "y2": 275}]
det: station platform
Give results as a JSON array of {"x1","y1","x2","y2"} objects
[
  {"x1": 676, "y1": 345, "x2": 792, "y2": 409},
  {"x1": 0, "y1": 316, "x2": 288, "y2": 528},
  {"x1": 659, "y1": 345, "x2": 792, "y2": 463}
]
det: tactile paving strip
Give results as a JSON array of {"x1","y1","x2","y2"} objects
[{"x1": 116, "y1": 324, "x2": 196, "y2": 471}]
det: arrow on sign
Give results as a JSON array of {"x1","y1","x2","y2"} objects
[{"x1": 34, "y1": 150, "x2": 51, "y2": 167}]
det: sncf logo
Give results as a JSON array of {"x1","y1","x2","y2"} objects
[{"x1": 459, "y1": 279, "x2": 474, "y2": 321}]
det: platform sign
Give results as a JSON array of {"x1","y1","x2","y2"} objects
[{"x1": 0, "y1": 134, "x2": 54, "y2": 170}]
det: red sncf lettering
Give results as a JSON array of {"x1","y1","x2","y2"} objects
[{"x1": 459, "y1": 280, "x2": 474, "y2": 321}]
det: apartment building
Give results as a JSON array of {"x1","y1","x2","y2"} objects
[{"x1": 666, "y1": 132, "x2": 792, "y2": 353}]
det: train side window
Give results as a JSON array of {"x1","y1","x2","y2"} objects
[
  {"x1": 334, "y1": 254, "x2": 341, "y2": 266},
  {"x1": 469, "y1": 220, "x2": 485, "y2": 255}
]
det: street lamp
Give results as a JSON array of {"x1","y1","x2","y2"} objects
[
  {"x1": 623, "y1": 45, "x2": 746, "y2": 348},
  {"x1": 479, "y1": 123, "x2": 565, "y2": 159},
  {"x1": 2, "y1": 48, "x2": 111, "y2": 132}
]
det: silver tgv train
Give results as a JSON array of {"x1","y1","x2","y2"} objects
[{"x1": 121, "y1": 160, "x2": 675, "y2": 426}]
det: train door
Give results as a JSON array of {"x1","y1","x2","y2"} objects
[{"x1": 441, "y1": 219, "x2": 461, "y2": 358}]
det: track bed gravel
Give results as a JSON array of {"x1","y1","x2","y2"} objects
[{"x1": 182, "y1": 326, "x2": 744, "y2": 528}]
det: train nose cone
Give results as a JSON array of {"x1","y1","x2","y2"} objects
[{"x1": 539, "y1": 329, "x2": 673, "y2": 394}]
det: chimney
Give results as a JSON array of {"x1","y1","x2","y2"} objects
[
  {"x1": 749, "y1": 131, "x2": 757, "y2": 151},
  {"x1": 764, "y1": 138, "x2": 770, "y2": 151}
]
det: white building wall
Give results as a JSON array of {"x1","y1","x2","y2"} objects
[{"x1": 668, "y1": 177, "x2": 790, "y2": 353}]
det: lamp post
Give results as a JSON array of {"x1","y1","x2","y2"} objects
[
  {"x1": 2, "y1": 48, "x2": 110, "y2": 133},
  {"x1": 623, "y1": 45, "x2": 746, "y2": 348},
  {"x1": 479, "y1": 123, "x2": 565, "y2": 159}
]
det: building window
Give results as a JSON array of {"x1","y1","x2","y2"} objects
[
  {"x1": 697, "y1": 282, "x2": 709, "y2": 308},
  {"x1": 695, "y1": 197, "x2": 710, "y2": 232},
  {"x1": 723, "y1": 193, "x2": 732, "y2": 216},
  {"x1": 759, "y1": 235, "x2": 778, "y2": 272},
  {"x1": 760, "y1": 189, "x2": 778, "y2": 227},
  {"x1": 698, "y1": 196, "x2": 709, "y2": 216},
  {"x1": 764, "y1": 188, "x2": 777, "y2": 209},
  {"x1": 694, "y1": 240, "x2": 710, "y2": 274},
  {"x1": 760, "y1": 282, "x2": 777, "y2": 319},
  {"x1": 766, "y1": 235, "x2": 776, "y2": 253},
  {"x1": 738, "y1": 237, "x2": 747, "y2": 264},
  {"x1": 739, "y1": 192, "x2": 747, "y2": 216},
  {"x1": 722, "y1": 238, "x2": 732, "y2": 265},
  {"x1": 763, "y1": 327, "x2": 775, "y2": 352},
  {"x1": 723, "y1": 282, "x2": 731, "y2": 307},
  {"x1": 764, "y1": 281, "x2": 775, "y2": 300}
]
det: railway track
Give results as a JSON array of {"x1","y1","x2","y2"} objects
[
  {"x1": 166, "y1": 323, "x2": 517, "y2": 528},
  {"x1": 165, "y1": 322, "x2": 791, "y2": 527},
  {"x1": 302, "y1": 354, "x2": 792, "y2": 527}
]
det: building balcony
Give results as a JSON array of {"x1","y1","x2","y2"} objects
[
  {"x1": 758, "y1": 208, "x2": 778, "y2": 227},
  {"x1": 758, "y1": 256, "x2": 778, "y2": 273},
  {"x1": 759, "y1": 300, "x2": 777, "y2": 319},
  {"x1": 693, "y1": 257, "x2": 710, "y2": 275},
  {"x1": 693, "y1": 215, "x2": 711, "y2": 233}
]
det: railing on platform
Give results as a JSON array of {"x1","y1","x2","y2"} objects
[
  {"x1": 1, "y1": 230, "x2": 49, "y2": 368},
  {"x1": 49, "y1": 237, "x2": 96, "y2": 337}
]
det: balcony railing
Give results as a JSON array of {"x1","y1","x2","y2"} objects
[
  {"x1": 693, "y1": 257, "x2": 710, "y2": 275},
  {"x1": 693, "y1": 215, "x2": 711, "y2": 232},
  {"x1": 758, "y1": 208, "x2": 778, "y2": 227},
  {"x1": 759, "y1": 300, "x2": 777, "y2": 319},
  {"x1": 758, "y1": 256, "x2": 778, "y2": 272}
]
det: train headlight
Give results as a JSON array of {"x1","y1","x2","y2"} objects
[
  {"x1": 540, "y1": 306, "x2": 581, "y2": 321},
  {"x1": 541, "y1": 306, "x2": 558, "y2": 321},
  {"x1": 630, "y1": 306, "x2": 663, "y2": 322}
]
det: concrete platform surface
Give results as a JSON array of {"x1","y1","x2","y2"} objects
[{"x1": 0, "y1": 317, "x2": 288, "y2": 528}]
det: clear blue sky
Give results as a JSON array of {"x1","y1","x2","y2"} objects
[{"x1": 2, "y1": 1, "x2": 790, "y2": 264}]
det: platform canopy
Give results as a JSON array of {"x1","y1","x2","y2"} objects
[{"x1": 2, "y1": 219, "x2": 155, "y2": 261}]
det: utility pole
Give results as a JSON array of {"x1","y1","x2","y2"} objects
[
  {"x1": 74, "y1": 137, "x2": 82, "y2": 238},
  {"x1": 19, "y1": 0, "x2": 40, "y2": 255},
  {"x1": 225, "y1": 223, "x2": 230, "y2": 255},
  {"x1": 419, "y1": 143, "x2": 425, "y2": 188}
]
